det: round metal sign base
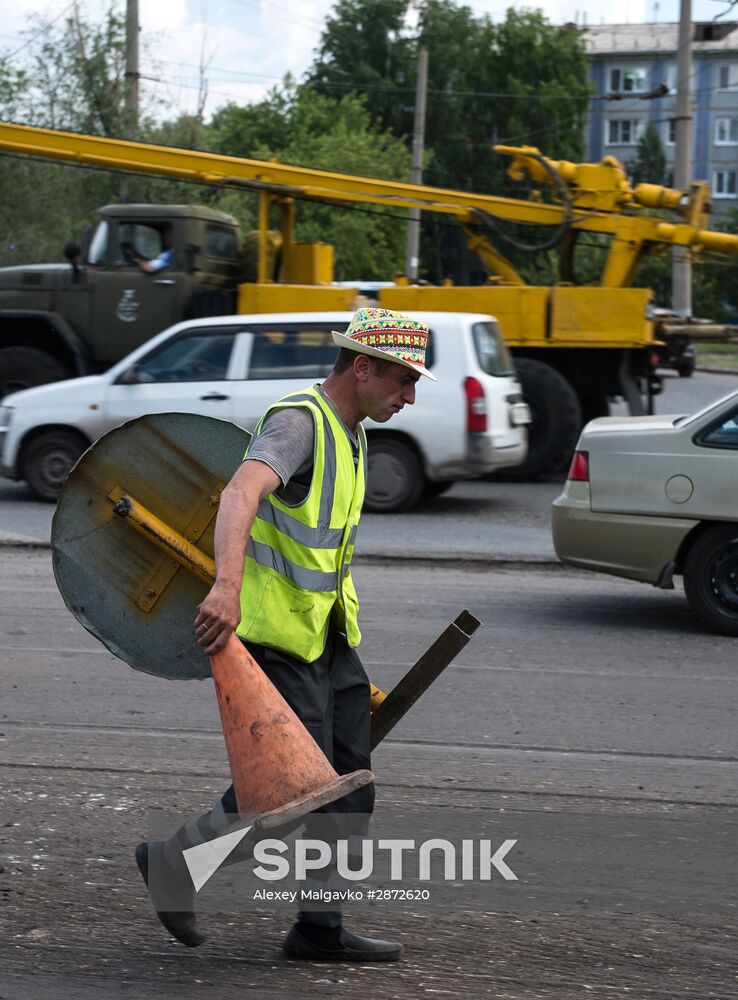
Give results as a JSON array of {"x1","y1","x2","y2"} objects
[{"x1": 52, "y1": 413, "x2": 249, "y2": 681}]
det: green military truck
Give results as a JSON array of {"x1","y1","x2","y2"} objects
[{"x1": 0, "y1": 204, "x2": 243, "y2": 398}]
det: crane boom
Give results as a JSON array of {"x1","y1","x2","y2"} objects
[{"x1": 2, "y1": 120, "x2": 738, "y2": 287}]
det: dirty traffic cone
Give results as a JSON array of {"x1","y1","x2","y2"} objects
[{"x1": 209, "y1": 634, "x2": 373, "y2": 831}]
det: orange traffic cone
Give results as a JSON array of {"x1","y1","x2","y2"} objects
[{"x1": 210, "y1": 634, "x2": 373, "y2": 831}]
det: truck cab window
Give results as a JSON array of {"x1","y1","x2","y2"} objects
[
  {"x1": 206, "y1": 226, "x2": 238, "y2": 260},
  {"x1": 87, "y1": 220, "x2": 109, "y2": 266},
  {"x1": 116, "y1": 223, "x2": 169, "y2": 266}
]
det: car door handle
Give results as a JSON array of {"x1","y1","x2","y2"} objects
[
  {"x1": 153, "y1": 279, "x2": 176, "y2": 286},
  {"x1": 200, "y1": 392, "x2": 230, "y2": 401}
]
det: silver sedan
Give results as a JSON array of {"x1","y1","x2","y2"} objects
[{"x1": 552, "y1": 389, "x2": 738, "y2": 635}]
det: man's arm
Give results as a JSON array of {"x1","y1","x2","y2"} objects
[{"x1": 194, "y1": 459, "x2": 281, "y2": 655}]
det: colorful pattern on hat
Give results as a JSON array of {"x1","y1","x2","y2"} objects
[{"x1": 342, "y1": 308, "x2": 430, "y2": 371}]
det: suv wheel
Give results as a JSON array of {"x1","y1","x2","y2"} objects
[
  {"x1": 0, "y1": 347, "x2": 69, "y2": 399},
  {"x1": 364, "y1": 438, "x2": 424, "y2": 513},
  {"x1": 683, "y1": 525, "x2": 738, "y2": 635},
  {"x1": 22, "y1": 431, "x2": 88, "y2": 502}
]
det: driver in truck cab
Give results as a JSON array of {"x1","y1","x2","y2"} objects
[{"x1": 126, "y1": 224, "x2": 173, "y2": 275}]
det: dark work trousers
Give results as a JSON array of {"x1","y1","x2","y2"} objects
[{"x1": 163, "y1": 624, "x2": 374, "y2": 928}]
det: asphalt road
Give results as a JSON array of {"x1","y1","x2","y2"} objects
[
  {"x1": 1, "y1": 366, "x2": 737, "y2": 998},
  {"x1": 1, "y1": 550, "x2": 736, "y2": 999}
]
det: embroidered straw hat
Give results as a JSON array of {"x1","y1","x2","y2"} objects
[{"x1": 332, "y1": 307, "x2": 437, "y2": 381}]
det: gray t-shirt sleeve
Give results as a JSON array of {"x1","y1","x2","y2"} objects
[{"x1": 245, "y1": 407, "x2": 314, "y2": 488}]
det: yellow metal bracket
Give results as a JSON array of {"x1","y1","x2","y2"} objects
[
  {"x1": 108, "y1": 485, "x2": 388, "y2": 711},
  {"x1": 110, "y1": 482, "x2": 222, "y2": 614}
]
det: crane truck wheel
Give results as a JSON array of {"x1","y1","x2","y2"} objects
[
  {"x1": 509, "y1": 358, "x2": 583, "y2": 480},
  {"x1": 0, "y1": 346, "x2": 69, "y2": 400}
]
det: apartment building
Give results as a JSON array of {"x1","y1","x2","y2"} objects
[{"x1": 584, "y1": 21, "x2": 738, "y2": 214}]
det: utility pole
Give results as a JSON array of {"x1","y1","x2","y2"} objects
[
  {"x1": 672, "y1": 0, "x2": 692, "y2": 316},
  {"x1": 125, "y1": 0, "x2": 140, "y2": 138},
  {"x1": 405, "y1": 46, "x2": 428, "y2": 280}
]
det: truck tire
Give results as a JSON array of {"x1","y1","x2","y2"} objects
[
  {"x1": 0, "y1": 347, "x2": 69, "y2": 399},
  {"x1": 683, "y1": 524, "x2": 738, "y2": 635},
  {"x1": 364, "y1": 437, "x2": 424, "y2": 513},
  {"x1": 510, "y1": 358, "x2": 583, "y2": 479},
  {"x1": 22, "y1": 430, "x2": 88, "y2": 502}
]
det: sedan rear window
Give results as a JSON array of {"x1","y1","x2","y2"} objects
[
  {"x1": 472, "y1": 321, "x2": 515, "y2": 377},
  {"x1": 696, "y1": 409, "x2": 738, "y2": 449}
]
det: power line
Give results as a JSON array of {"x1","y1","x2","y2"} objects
[
  {"x1": 157, "y1": 59, "x2": 284, "y2": 83},
  {"x1": 3, "y1": 2, "x2": 75, "y2": 60}
]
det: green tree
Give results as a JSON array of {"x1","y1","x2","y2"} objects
[
  {"x1": 628, "y1": 122, "x2": 668, "y2": 187},
  {"x1": 211, "y1": 83, "x2": 412, "y2": 278},
  {"x1": 309, "y1": 1, "x2": 590, "y2": 279},
  {"x1": 0, "y1": 5, "x2": 219, "y2": 264},
  {"x1": 309, "y1": 0, "x2": 414, "y2": 137},
  {"x1": 310, "y1": 1, "x2": 590, "y2": 190}
]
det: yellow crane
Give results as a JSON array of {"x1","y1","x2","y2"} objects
[{"x1": 1, "y1": 120, "x2": 737, "y2": 475}]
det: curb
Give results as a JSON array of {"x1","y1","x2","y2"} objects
[
  {"x1": 354, "y1": 553, "x2": 561, "y2": 570},
  {"x1": 694, "y1": 365, "x2": 738, "y2": 375},
  {"x1": 0, "y1": 533, "x2": 50, "y2": 548},
  {"x1": 0, "y1": 536, "x2": 562, "y2": 569}
]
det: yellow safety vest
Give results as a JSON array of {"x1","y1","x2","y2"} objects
[{"x1": 236, "y1": 386, "x2": 367, "y2": 662}]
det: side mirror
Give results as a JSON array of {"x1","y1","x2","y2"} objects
[
  {"x1": 64, "y1": 241, "x2": 83, "y2": 284},
  {"x1": 64, "y1": 241, "x2": 81, "y2": 263},
  {"x1": 116, "y1": 364, "x2": 141, "y2": 385}
]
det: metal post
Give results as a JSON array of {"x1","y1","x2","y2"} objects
[
  {"x1": 124, "y1": 0, "x2": 139, "y2": 138},
  {"x1": 405, "y1": 46, "x2": 428, "y2": 280},
  {"x1": 671, "y1": 0, "x2": 692, "y2": 317}
]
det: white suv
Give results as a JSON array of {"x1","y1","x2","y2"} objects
[{"x1": 0, "y1": 311, "x2": 529, "y2": 511}]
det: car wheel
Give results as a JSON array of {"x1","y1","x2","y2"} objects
[
  {"x1": 364, "y1": 438, "x2": 424, "y2": 513},
  {"x1": 22, "y1": 430, "x2": 88, "y2": 502},
  {"x1": 505, "y1": 358, "x2": 582, "y2": 479},
  {"x1": 683, "y1": 525, "x2": 738, "y2": 635},
  {"x1": 0, "y1": 347, "x2": 69, "y2": 400}
]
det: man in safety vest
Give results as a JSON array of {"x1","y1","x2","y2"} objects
[{"x1": 136, "y1": 307, "x2": 436, "y2": 961}]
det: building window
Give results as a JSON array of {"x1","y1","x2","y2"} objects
[
  {"x1": 606, "y1": 119, "x2": 644, "y2": 145},
  {"x1": 665, "y1": 62, "x2": 677, "y2": 93},
  {"x1": 665, "y1": 119, "x2": 677, "y2": 145},
  {"x1": 717, "y1": 64, "x2": 738, "y2": 90},
  {"x1": 713, "y1": 170, "x2": 737, "y2": 198},
  {"x1": 714, "y1": 117, "x2": 738, "y2": 145},
  {"x1": 609, "y1": 66, "x2": 648, "y2": 93}
]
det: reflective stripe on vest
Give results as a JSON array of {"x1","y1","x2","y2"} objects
[{"x1": 236, "y1": 386, "x2": 366, "y2": 661}]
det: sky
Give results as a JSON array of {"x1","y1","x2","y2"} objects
[{"x1": 0, "y1": 0, "x2": 730, "y2": 119}]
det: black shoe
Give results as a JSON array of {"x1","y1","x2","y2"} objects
[
  {"x1": 135, "y1": 840, "x2": 206, "y2": 948},
  {"x1": 283, "y1": 923, "x2": 402, "y2": 962}
]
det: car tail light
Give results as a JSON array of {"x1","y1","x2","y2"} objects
[
  {"x1": 464, "y1": 377, "x2": 487, "y2": 432},
  {"x1": 567, "y1": 450, "x2": 589, "y2": 482}
]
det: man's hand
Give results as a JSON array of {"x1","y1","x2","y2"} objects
[
  {"x1": 194, "y1": 583, "x2": 241, "y2": 656},
  {"x1": 193, "y1": 459, "x2": 281, "y2": 656}
]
